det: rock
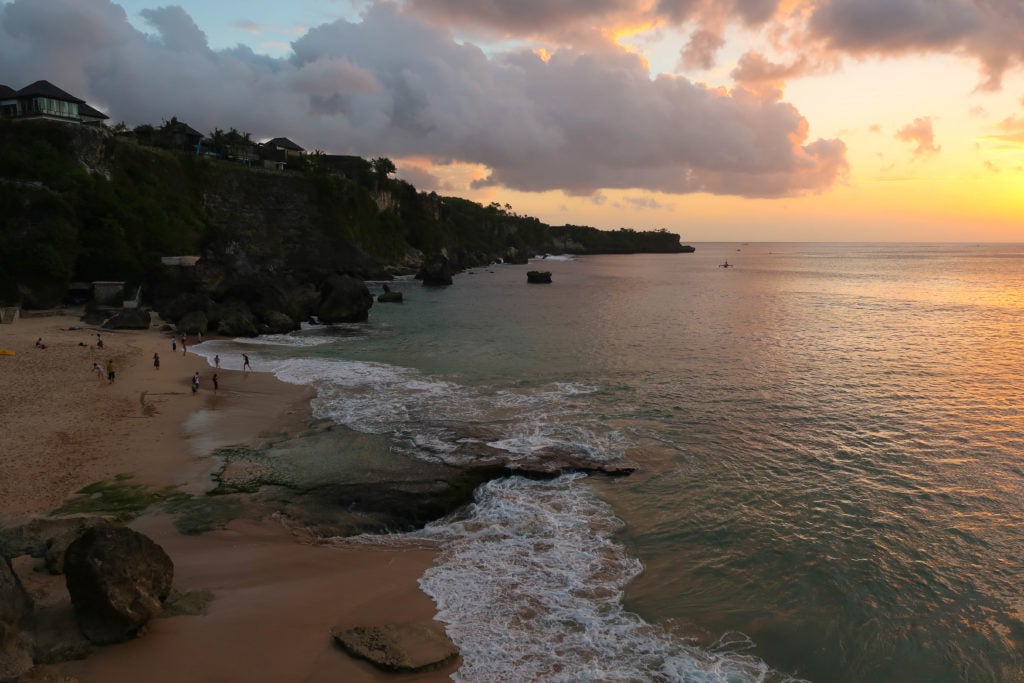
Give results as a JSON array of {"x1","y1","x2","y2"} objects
[
  {"x1": 317, "y1": 273, "x2": 373, "y2": 323},
  {"x1": 331, "y1": 623, "x2": 458, "y2": 672},
  {"x1": 102, "y1": 308, "x2": 151, "y2": 329},
  {"x1": 526, "y1": 270, "x2": 552, "y2": 284},
  {"x1": 377, "y1": 283, "x2": 403, "y2": 303},
  {"x1": 63, "y1": 527, "x2": 173, "y2": 645},
  {"x1": 215, "y1": 302, "x2": 258, "y2": 337},
  {"x1": 0, "y1": 516, "x2": 114, "y2": 567},
  {"x1": 176, "y1": 310, "x2": 208, "y2": 335},
  {"x1": 0, "y1": 556, "x2": 34, "y2": 681},
  {"x1": 259, "y1": 310, "x2": 298, "y2": 334},
  {"x1": 417, "y1": 254, "x2": 454, "y2": 286}
]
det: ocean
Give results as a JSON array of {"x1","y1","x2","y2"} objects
[{"x1": 193, "y1": 243, "x2": 1024, "y2": 682}]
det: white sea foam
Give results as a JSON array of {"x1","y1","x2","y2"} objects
[
  {"x1": 531, "y1": 254, "x2": 577, "y2": 262},
  {"x1": 415, "y1": 475, "x2": 790, "y2": 682}
]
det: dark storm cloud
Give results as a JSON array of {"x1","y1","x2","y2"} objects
[
  {"x1": 0, "y1": 0, "x2": 845, "y2": 198},
  {"x1": 803, "y1": 0, "x2": 1024, "y2": 89}
]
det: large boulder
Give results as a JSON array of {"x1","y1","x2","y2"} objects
[
  {"x1": 259, "y1": 310, "x2": 299, "y2": 334},
  {"x1": 103, "y1": 308, "x2": 152, "y2": 329},
  {"x1": 214, "y1": 302, "x2": 259, "y2": 337},
  {"x1": 0, "y1": 556, "x2": 34, "y2": 681},
  {"x1": 63, "y1": 527, "x2": 173, "y2": 645},
  {"x1": 417, "y1": 254, "x2": 454, "y2": 286},
  {"x1": 317, "y1": 274, "x2": 373, "y2": 323},
  {"x1": 377, "y1": 283, "x2": 403, "y2": 303},
  {"x1": 0, "y1": 516, "x2": 114, "y2": 575},
  {"x1": 331, "y1": 623, "x2": 458, "y2": 673}
]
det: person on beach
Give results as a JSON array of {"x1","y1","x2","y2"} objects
[
  {"x1": 182, "y1": 336, "x2": 187, "y2": 356},
  {"x1": 96, "y1": 333, "x2": 104, "y2": 349},
  {"x1": 243, "y1": 353, "x2": 251, "y2": 372},
  {"x1": 214, "y1": 354, "x2": 220, "y2": 368},
  {"x1": 106, "y1": 359, "x2": 115, "y2": 383},
  {"x1": 35, "y1": 337, "x2": 46, "y2": 349},
  {"x1": 153, "y1": 352, "x2": 160, "y2": 370},
  {"x1": 212, "y1": 373, "x2": 219, "y2": 393},
  {"x1": 172, "y1": 337, "x2": 177, "y2": 352},
  {"x1": 191, "y1": 371, "x2": 200, "y2": 394},
  {"x1": 92, "y1": 362, "x2": 104, "y2": 380}
]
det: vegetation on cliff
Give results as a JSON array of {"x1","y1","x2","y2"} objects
[{"x1": 0, "y1": 120, "x2": 692, "y2": 315}]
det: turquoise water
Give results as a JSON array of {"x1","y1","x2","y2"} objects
[{"x1": 196, "y1": 244, "x2": 1024, "y2": 681}]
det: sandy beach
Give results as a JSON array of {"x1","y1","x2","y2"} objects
[{"x1": 0, "y1": 312, "x2": 458, "y2": 682}]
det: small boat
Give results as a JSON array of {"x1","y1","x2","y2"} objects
[{"x1": 719, "y1": 261, "x2": 732, "y2": 268}]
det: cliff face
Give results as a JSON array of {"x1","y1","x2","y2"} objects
[{"x1": 0, "y1": 120, "x2": 693, "y2": 321}]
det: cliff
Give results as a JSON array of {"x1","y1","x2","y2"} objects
[{"x1": 0, "y1": 120, "x2": 694, "y2": 332}]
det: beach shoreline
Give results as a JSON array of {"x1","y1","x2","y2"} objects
[{"x1": 0, "y1": 312, "x2": 457, "y2": 682}]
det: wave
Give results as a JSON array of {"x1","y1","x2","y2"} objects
[{"x1": 415, "y1": 475, "x2": 792, "y2": 682}]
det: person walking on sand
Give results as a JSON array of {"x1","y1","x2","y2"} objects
[
  {"x1": 172, "y1": 337, "x2": 177, "y2": 353},
  {"x1": 212, "y1": 372, "x2": 219, "y2": 393},
  {"x1": 106, "y1": 359, "x2": 115, "y2": 383},
  {"x1": 214, "y1": 354, "x2": 220, "y2": 369},
  {"x1": 191, "y1": 371, "x2": 200, "y2": 394},
  {"x1": 182, "y1": 336, "x2": 187, "y2": 356},
  {"x1": 153, "y1": 352, "x2": 160, "y2": 370},
  {"x1": 243, "y1": 353, "x2": 251, "y2": 372},
  {"x1": 96, "y1": 333, "x2": 104, "y2": 349},
  {"x1": 92, "y1": 362, "x2": 104, "y2": 380}
]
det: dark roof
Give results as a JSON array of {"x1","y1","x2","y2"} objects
[
  {"x1": 0, "y1": 84, "x2": 17, "y2": 98},
  {"x1": 78, "y1": 102, "x2": 109, "y2": 120},
  {"x1": 168, "y1": 121, "x2": 203, "y2": 137},
  {"x1": 267, "y1": 136, "x2": 304, "y2": 151},
  {"x1": 15, "y1": 80, "x2": 85, "y2": 104}
]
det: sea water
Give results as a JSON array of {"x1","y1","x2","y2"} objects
[{"x1": 192, "y1": 244, "x2": 1024, "y2": 682}]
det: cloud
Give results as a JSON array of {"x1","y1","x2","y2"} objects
[
  {"x1": 679, "y1": 29, "x2": 724, "y2": 70},
  {"x1": 802, "y1": 0, "x2": 1024, "y2": 90},
  {"x1": 895, "y1": 116, "x2": 941, "y2": 157},
  {"x1": 0, "y1": 0, "x2": 847, "y2": 198},
  {"x1": 623, "y1": 195, "x2": 668, "y2": 209}
]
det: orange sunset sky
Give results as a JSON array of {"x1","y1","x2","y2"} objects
[{"x1": 1, "y1": 0, "x2": 1022, "y2": 242}]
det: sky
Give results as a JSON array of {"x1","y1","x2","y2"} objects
[{"x1": 1, "y1": 0, "x2": 1022, "y2": 242}]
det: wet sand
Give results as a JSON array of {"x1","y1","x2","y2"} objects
[{"x1": 0, "y1": 312, "x2": 456, "y2": 682}]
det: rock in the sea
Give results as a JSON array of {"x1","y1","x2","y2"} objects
[
  {"x1": 63, "y1": 527, "x2": 173, "y2": 645},
  {"x1": 317, "y1": 273, "x2": 374, "y2": 323},
  {"x1": 417, "y1": 254, "x2": 454, "y2": 286},
  {"x1": 377, "y1": 283, "x2": 403, "y2": 303},
  {"x1": 526, "y1": 270, "x2": 552, "y2": 284},
  {"x1": 331, "y1": 623, "x2": 458, "y2": 672}
]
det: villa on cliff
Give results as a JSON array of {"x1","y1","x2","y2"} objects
[{"x1": 0, "y1": 80, "x2": 108, "y2": 125}]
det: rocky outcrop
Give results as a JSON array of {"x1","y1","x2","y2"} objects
[
  {"x1": 0, "y1": 556, "x2": 34, "y2": 682},
  {"x1": 417, "y1": 254, "x2": 454, "y2": 286},
  {"x1": 176, "y1": 310, "x2": 208, "y2": 335},
  {"x1": 526, "y1": 270, "x2": 552, "y2": 284},
  {"x1": 377, "y1": 283, "x2": 403, "y2": 303},
  {"x1": 213, "y1": 301, "x2": 259, "y2": 337},
  {"x1": 63, "y1": 527, "x2": 173, "y2": 645},
  {"x1": 103, "y1": 308, "x2": 152, "y2": 329},
  {"x1": 332, "y1": 623, "x2": 458, "y2": 672},
  {"x1": 317, "y1": 273, "x2": 373, "y2": 323},
  {"x1": 0, "y1": 516, "x2": 115, "y2": 575}
]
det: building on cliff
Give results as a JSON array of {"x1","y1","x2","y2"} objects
[{"x1": 0, "y1": 80, "x2": 108, "y2": 125}]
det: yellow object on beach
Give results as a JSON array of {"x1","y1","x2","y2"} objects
[{"x1": 0, "y1": 349, "x2": 14, "y2": 355}]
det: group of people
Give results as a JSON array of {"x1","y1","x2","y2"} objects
[{"x1": 85, "y1": 329, "x2": 250, "y2": 393}]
